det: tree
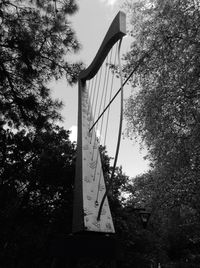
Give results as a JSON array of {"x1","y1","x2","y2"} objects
[
  {"x1": 0, "y1": 125, "x2": 77, "y2": 267},
  {"x1": 122, "y1": 0, "x2": 200, "y2": 265},
  {"x1": 0, "y1": 0, "x2": 83, "y2": 129},
  {"x1": 0, "y1": 1, "x2": 85, "y2": 266}
]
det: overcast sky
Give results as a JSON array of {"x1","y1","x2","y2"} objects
[{"x1": 50, "y1": 0, "x2": 150, "y2": 178}]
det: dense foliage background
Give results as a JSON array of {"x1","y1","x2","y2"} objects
[
  {"x1": 0, "y1": 0, "x2": 81, "y2": 267},
  {"x1": 0, "y1": 0, "x2": 83, "y2": 130},
  {"x1": 122, "y1": 0, "x2": 200, "y2": 266}
]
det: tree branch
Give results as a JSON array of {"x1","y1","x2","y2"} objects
[{"x1": 0, "y1": 62, "x2": 28, "y2": 121}]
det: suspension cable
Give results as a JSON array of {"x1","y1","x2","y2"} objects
[
  {"x1": 97, "y1": 38, "x2": 124, "y2": 221},
  {"x1": 89, "y1": 51, "x2": 150, "y2": 133},
  {"x1": 95, "y1": 45, "x2": 117, "y2": 205}
]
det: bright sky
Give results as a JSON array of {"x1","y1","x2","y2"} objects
[{"x1": 50, "y1": 0, "x2": 150, "y2": 178}]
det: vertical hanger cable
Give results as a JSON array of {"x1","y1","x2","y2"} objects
[
  {"x1": 90, "y1": 65, "x2": 103, "y2": 146},
  {"x1": 89, "y1": 73, "x2": 99, "y2": 144},
  {"x1": 87, "y1": 79, "x2": 92, "y2": 114},
  {"x1": 103, "y1": 44, "x2": 118, "y2": 147},
  {"x1": 97, "y1": 38, "x2": 123, "y2": 221},
  {"x1": 91, "y1": 54, "x2": 110, "y2": 159},
  {"x1": 94, "y1": 48, "x2": 114, "y2": 204},
  {"x1": 89, "y1": 74, "x2": 98, "y2": 127}
]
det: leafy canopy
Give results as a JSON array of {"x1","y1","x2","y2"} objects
[
  {"x1": 122, "y1": 0, "x2": 200, "y2": 265},
  {"x1": 0, "y1": 0, "x2": 83, "y2": 129}
]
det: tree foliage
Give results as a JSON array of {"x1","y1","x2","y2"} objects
[
  {"x1": 122, "y1": 0, "x2": 200, "y2": 265},
  {"x1": 0, "y1": 0, "x2": 83, "y2": 129},
  {"x1": 0, "y1": 125, "x2": 77, "y2": 267},
  {"x1": 0, "y1": 1, "x2": 83, "y2": 267}
]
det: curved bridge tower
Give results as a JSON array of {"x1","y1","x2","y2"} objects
[{"x1": 73, "y1": 11, "x2": 126, "y2": 235}]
